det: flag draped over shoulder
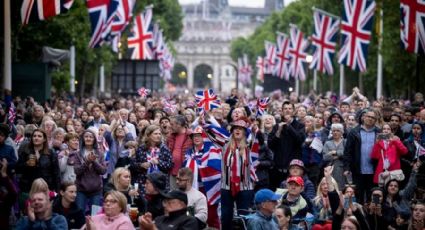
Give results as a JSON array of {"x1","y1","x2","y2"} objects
[
  {"x1": 338, "y1": 0, "x2": 376, "y2": 72},
  {"x1": 21, "y1": 0, "x2": 74, "y2": 25},
  {"x1": 400, "y1": 0, "x2": 425, "y2": 55},
  {"x1": 310, "y1": 9, "x2": 340, "y2": 75}
]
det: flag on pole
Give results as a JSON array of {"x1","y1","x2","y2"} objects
[
  {"x1": 310, "y1": 8, "x2": 340, "y2": 75},
  {"x1": 128, "y1": 6, "x2": 154, "y2": 59},
  {"x1": 274, "y1": 32, "x2": 291, "y2": 80},
  {"x1": 264, "y1": 41, "x2": 276, "y2": 74},
  {"x1": 21, "y1": 0, "x2": 74, "y2": 25},
  {"x1": 338, "y1": 0, "x2": 376, "y2": 72},
  {"x1": 8, "y1": 103, "x2": 16, "y2": 125},
  {"x1": 288, "y1": 25, "x2": 309, "y2": 81},
  {"x1": 238, "y1": 54, "x2": 252, "y2": 85},
  {"x1": 87, "y1": 0, "x2": 119, "y2": 48},
  {"x1": 195, "y1": 89, "x2": 221, "y2": 113},
  {"x1": 400, "y1": 0, "x2": 425, "y2": 55}
]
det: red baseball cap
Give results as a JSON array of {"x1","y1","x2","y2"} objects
[{"x1": 287, "y1": 176, "x2": 304, "y2": 187}]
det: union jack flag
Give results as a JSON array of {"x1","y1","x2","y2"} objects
[
  {"x1": 153, "y1": 23, "x2": 165, "y2": 59},
  {"x1": 238, "y1": 54, "x2": 252, "y2": 85},
  {"x1": 256, "y1": 56, "x2": 264, "y2": 82},
  {"x1": 256, "y1": 97, "x2": 270, "y2": 117},
  {"x1": 310, "y1": 9, "x2": 340, "y2": 75},
  {"x1": 400, "y1": 0, "x2": 425, "y2": 55},
  {"x1": 110, "y1": 0, "x2": 135, "y2": 35},
  {"x1": 160, "y1": 45, "x2": 174, "y2": 80},
  {"x1": 264, "y1": 41, "x2": 276, "y2": 74},
  {"x1": 288, "y1": 25, "x2": 309, "y2": 80},
  {"x1": 195, "y1": 89, "x2": 221, "y2": 112},
  {"x1": 162, "y1": 99, "x2": 177, "y2": 114},
  {"x1": 128, "y1": 6, "x2": 154, "y2": 60},
  {"x1": 137, "y1": 87, "x2": 150, "y2": 98},
  {"x1": 338, "y1": 0, "x2": 376, "y2": 72},
  {"x1": 8, "y1": 103, "x2": 16, "y2": 125},
  {"x1": 87, "y1": 0, "x2": 119, "y2": 48},
  {"x1": 274, "y1": 32, "x2": 291, "y2": 80},
  {"x1": 21, "y1": 0, "x2": 74, "y2": 25}
]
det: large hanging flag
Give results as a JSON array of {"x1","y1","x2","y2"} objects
[
  {"x1": 264, "y1": 41, "x2": 276, "y2": 74},
  {"x1": 274, "y1": 32, "x2": 291, "y2": 80},
  {"x1": 21, "y1": 0, "x2": 74, "y2": 25},
  {"x1": 310, "y1": 8, "x2": 340, "y2": 75},
  {"x1": 111, "y1": 0, "x2": 135, "y2": 35},
  {"x1": 338, "y1": 0, "x2": 376, "y2": 72},
  {"x1": 256, "y1": 56, "x2": 264, "y2": 82},
  {"x1": 288, "y1": 25, "x2": 309, "y2": 81},
  {"x1": 128, "y1": 6, "x2": 154, "y2": 60},
  {"x1": 87, "y1": 0, "x2": 120, "y2": 48},
  {"x1": 400, "y1": 0, "x2": 425, "y2": 55},
  {"x1": 152, "y1": 23, "x2": 165, "y2": 59}
]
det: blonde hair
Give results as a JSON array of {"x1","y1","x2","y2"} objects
[
  {"x1": 29, "y1": 178, "x2": 49, "y2": 198},
  {"x1": 229, "y1": 128, "x2": 247, "y2": 157},
  {"x1": 104, "y1": 190, "x2": 128, "y2": 214},
  {"x1": 110, "y1": 167, "x2": 131, "y2": 190},
  {"x1": 260, "y1": 114, "x2": 276, "y2": 133}
]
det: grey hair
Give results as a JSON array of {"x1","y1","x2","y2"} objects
[
  {"x1": 171, "y1": 115, "x2": 188, "y2": 128},
  {"x1": 331, "y1": 123, "x2": 344, "y2": 134}
]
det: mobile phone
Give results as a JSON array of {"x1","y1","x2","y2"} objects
[
  {"x1": 372, "y1": 194, "x2": 380, "y2": 204},
  {"x1": 377, "y1": 133, "x2": 390, "y2": 140}
]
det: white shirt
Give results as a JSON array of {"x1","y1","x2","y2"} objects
[
  {"x1": 125, "y1": 121, "x2": 137, "y2": 139},
  {"x1": 186, "y1": 187, "x2": 208, "y2": 223}
]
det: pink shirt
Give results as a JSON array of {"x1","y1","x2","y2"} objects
[
  {"x1": 171, "y1": 134, "x2": 186, "y2": 175},
  {"x1": 91, "y1": 213, "x2": 134, "y2": 230}
]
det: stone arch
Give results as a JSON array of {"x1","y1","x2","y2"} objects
[{"x1": 193, "y1": 63, "x2": 213, "y2": 90}]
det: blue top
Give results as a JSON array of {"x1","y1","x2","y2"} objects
[
  {"x1": 15, "y1": 213, "x2": 68, "y2": 230},
  {"x1": 246, "y1": 211, "x2": 279, "y2": 230},
  {"x1": 360, "y1": 127, "x2": 376, "y2": 174}
]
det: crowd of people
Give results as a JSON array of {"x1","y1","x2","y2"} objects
[{"x1": 0, "y1": 87, "x2": 424, "y2": 230}]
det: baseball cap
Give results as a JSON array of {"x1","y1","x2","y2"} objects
[
  {"x1": 254, "y1": 189, "x2": 281, "y2": 204},
  {"x1": 289, "y1": 159, "x2": 305, "y2": 169},
  {"x1": 287, "y1": 176, "x2": 304, "y2": 187},
  {"x1": 163, "y1": 190, "x2": 188, "y2": 205}
]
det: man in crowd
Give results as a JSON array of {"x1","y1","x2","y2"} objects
[
  {"x1": 167, "y1": 115, "x2": 193, "y2": 189},
  {"x1": 344, "y1": 109, "x2": 380, "y2": 204},
  {"x1": 176, "y1": 168, "x2": 207, "y2": 228},
  {"x1": 139, "y1": 190, "x2": 199, "y2": 229},
  {"x1": 16, "y1": 191, "x2": 68, "y2": 229},
  {"x1": 268, "y1": 101, "x2": 305, "y2": 190},
  {"x1": 246, "y1": 189, "x2": 280, "y2": 229},
  {"x1": 85, "y1": 104, "x2": 107, "y2": 129},
  {"x1": 277, "y1": 176, "x2": 310, "y2": 226}
]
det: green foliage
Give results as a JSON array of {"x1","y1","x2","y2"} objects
[
  {"x1": 230, "y1": 0, "x2": 422, "y2": 98},
  {"x1": 51, "y1": 69, "x2": 71, "y2": 92}
]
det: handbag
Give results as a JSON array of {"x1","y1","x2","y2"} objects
[{"x1": 378, "y1": 148, "x2": 405, "y2": 187}]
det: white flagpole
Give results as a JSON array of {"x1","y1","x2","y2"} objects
[
  {"x1": 3, "y1": 0, "x2": 12, "y2": 91},
  {"x1": 100, "y1": 65, "x2": 105, "y2": 94},
  {"x1": 313, "y1": 70, "x2": 318, "y2": 91},
  {"x1": 339, "y1": 64, "x2": 344, "y2": 97},
  {"x1": 295, "y1": 79, "x2": 300, "y2": 97},
  {"x1": 376, "y1": 7, "x2": 383, "y2": 99},
  {"x1": 70, "y1": 45, "x2": 76, "y2": 94}
]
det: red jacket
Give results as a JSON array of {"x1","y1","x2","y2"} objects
[
  {"x1": 167, "y1": 130, "x2": 193, "y2": 176},
  {"x1": 370, "y1": 139, "x2": 408, "y2": 184}
]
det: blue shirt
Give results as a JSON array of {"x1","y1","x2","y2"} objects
[
  {"x1": 360, "y1": 127, "x2": 376, "y2": 174},
  {"x1": 246, "y1": 211, "x2": 279, "y2": 230}
]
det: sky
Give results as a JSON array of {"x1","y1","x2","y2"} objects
[{"x1": 178, "y1": 0, "x2": 296, "y2": 8}]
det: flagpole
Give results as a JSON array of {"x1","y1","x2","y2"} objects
[
  {"x1": 376, "y1": 7, "x2": 383, "y2": 99},
  {"x1": 339, "y1": 64, "x2": 344, "y2": 97},
  {"x1": 70, "y1": 45, "x2": 76, "y2": 94},
  {"x1": 295, "y1": 79, "x2": 300, "y2": 97},
  {"x1": 3, "y1": 0, "x2": 12, "y2": 91},
  {"x1": 100, "y1": 65, "x2": 105, "y2": 95},
  {"x1": 313, "y1": 70, "x2": 318, "y2": 91},
  {"x1": 312, "y1": 7, "x2": 341, "y2": 19}
]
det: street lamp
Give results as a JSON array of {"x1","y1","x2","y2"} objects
[{"x1": 207, "y1": 73, "x2": 212, "y2": 79}]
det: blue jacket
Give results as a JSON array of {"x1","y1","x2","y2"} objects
[
  {"x1": 246, "y1": 211, "x2": 279, "y2": 230},
  {"x1": 15, "y1": 213, "x2": 68, "y2": 230}
]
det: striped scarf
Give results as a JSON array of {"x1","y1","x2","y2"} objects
[{"x1": 224, "y1": 144, "x2": 249, "y2": 197}]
